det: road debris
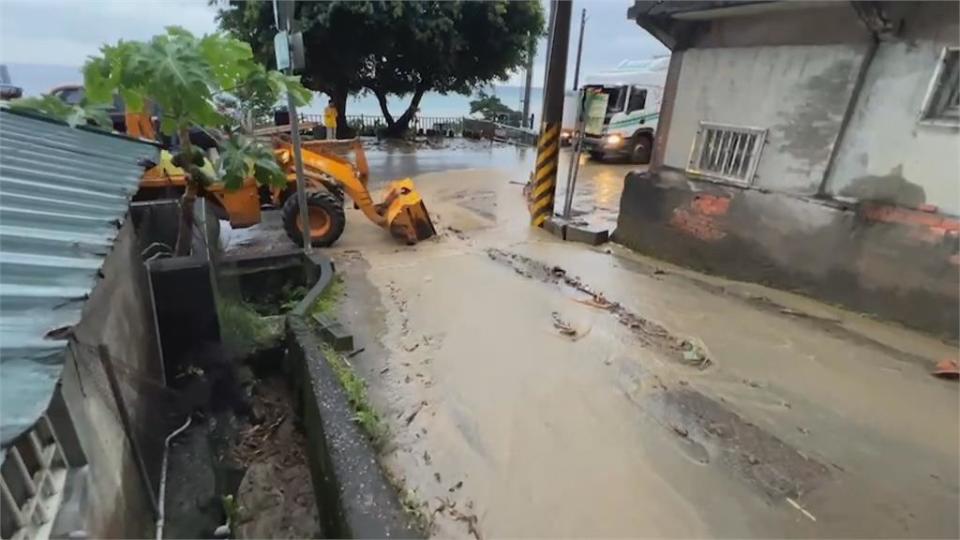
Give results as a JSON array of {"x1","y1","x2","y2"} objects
[
  {"x1": 450, "y1": 508, "x2": 482, "y2": 540},
  {"x1": 680, "y1": 339, "x2": 712, "y2": 370},
  {"x1": 786, "y1": 497, "x2": 817, "y2": 522},
  {"x1": 932, "y1": 359, "x2": 958, "y2": 379},
  {"x1": 487, "y1": 249, "x2": 714, "y2": 368},
  {"x1": 551, "y1": 312, "x2": 578, "y2": 337},
  {"x1": 405, "y1": 401, "x2": 428, "y2": 425}
]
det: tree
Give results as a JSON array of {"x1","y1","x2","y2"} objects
[
  {"x1": 217, "y1": 0, "x2": 369, "y2": 138},
  {"x1": 469, "y1": 90, "x2": 520, "y2": 125},
  {"x1": 364, "y1": 1, "x2": 543, "y2": 137},
  {"x1": 75, "y1": 27, "x2": 311, "y2": 255},
  {"x1": 216, "y1": 1, "x2": 544, "y2": 138}
]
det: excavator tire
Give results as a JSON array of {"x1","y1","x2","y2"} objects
[{"x1": 281, "y1": 190, "x2": 346, "y2": 247}]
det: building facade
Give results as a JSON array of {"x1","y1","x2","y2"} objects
[{"x1": 617, "y1": 1, "x2": 959, "y2": 338}]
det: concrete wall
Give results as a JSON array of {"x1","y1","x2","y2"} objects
[
  {"x1": 54, "y1": 220, "x2": 165, "y2": 538},
  {"x1": 663, "y1": 43, "x2": 867, "y2": 193},
  {"x1": 614, "y1": 172, "x2": 959, "y2": 339},
  {"x1": 825, "y1": 3, "x2": 960, "y2": 214}
]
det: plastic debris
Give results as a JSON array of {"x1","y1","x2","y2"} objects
[{"x1": 932, "y1": 359, "x2": 959, "y2": 379}]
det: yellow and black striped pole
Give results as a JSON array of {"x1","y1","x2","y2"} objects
[
  {"x1": 529, "y1": 0, "x2": 572, "y2": 227},
  {"x1": 531, "y1": 123, "x2": 561, "y2": 226}
]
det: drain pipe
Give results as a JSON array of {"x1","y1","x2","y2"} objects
[
  {"x1": 816, "y1": 2, "x2": 892, "y2": 197},
  {"x1": 156, "y1": 416, "x2": 192, "y2": 540}
]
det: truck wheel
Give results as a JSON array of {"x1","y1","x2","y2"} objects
[
  {"x1": 282, "y1": 191, "x2": 346, "y2": 247},
  {"x1": 630, "y1": 134, "x2": 653, "y2": 164}
]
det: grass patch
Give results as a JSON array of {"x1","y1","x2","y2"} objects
[
  {"x1": 310, "y1": 275, "x2": 344, "y2": 317},
  {"x1": 218, "y1": 299, "x2": 275, "y2": 352},
  {"x1": 320, "y1": 343, "x2": 387, "y2": 447},
  {"x1": 398, "y1": 483, "x2": 432, "y2": 534}
]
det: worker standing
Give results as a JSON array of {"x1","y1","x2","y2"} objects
[{"x1": 323, "y1": 99, "x2": 338, "y2": 140}]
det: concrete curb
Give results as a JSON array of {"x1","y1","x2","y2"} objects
[
  {"x1": 284, "y1": 251, "x2": 420, "y2": 538},
  {"x1": 544, "y1": 217, "x2": 610, "y2": 245},
  {"x1": 285, "y1": 316, "x2": 420, "y2": 538}
]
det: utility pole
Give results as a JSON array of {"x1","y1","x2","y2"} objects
[
  {"x1": 274, "y1": 0, "x2": 312, "y2": 253},
  {"x1": 529, "y1": 0, "x2": 572, "y2": 228},
  {"x1": 521, "y1": 34, "x2": 535, "y2": 128},
  {"x1": 572, "y1": 8, "x2": 587, "y2": 90}
]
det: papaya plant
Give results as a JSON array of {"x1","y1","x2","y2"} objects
[{"x1": 43, "y1": 27, "x2": 311, "y2": 255}]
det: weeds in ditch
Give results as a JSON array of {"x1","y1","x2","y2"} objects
[
  {"x1": 320, "y1": 343, "x2": 387, "y2": 447},
  {"x1": 398, "y1": 484, "x2": 432, "y2": 534},
  {"x1": 311, "y1": 275, "x2": 344, "y2": 317},
  {"x1": 218, "y1": 299, "x2": 273, "y2": 352}
]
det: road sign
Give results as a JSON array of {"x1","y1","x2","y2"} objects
[{"x1": 273, "y1": 31, "x2": 290, "y2": 71}]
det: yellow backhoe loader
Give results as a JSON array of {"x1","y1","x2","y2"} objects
[
  {"x1": 271, "y1": 139, "x2": 436, "y2": 246},
  {"x1": 49, "y1": 84, "x2": 435, "y2": 248},
  {"x1": 138, "y1": 133, "x2": 436, "y2": 248}
]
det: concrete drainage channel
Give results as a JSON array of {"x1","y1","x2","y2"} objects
[{"x1": 154, "y1": 247, "x2": 419, "y2": 539}]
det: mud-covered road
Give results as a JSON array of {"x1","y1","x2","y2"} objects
[{"x1": 232, "y1": 143, "x2": 959, "y2": 537}]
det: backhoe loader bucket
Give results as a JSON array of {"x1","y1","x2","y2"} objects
[{"x1": 382, "y1": 178, "x2": 437, "y2": 244}]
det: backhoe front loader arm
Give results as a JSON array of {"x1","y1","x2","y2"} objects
[{"x1": 273, "y1": 139, "x2": 436, "y2": 245}]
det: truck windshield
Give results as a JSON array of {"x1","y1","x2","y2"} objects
[{"x1": 584, "y1": 85, "x2": 626, "y2": 114}]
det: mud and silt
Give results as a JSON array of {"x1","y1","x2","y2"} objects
[
  {"x1": 484, "y1": 248, "x2": 831, "y2": 501},
  {"x1": 325, "y1": 166, "x2": 957, "y2": 538}
]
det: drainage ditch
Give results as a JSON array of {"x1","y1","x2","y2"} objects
[{"x1": 146, "y1": 247, "x2": 418, "y2": 539}]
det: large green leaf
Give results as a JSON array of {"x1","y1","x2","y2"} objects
[{"x1": 218, "y1": 134, "x2": 285, "y2": 190}]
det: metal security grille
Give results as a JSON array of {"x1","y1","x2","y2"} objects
[
  {"x1": 921, "y1": 47, "x2": 959, "y2": 125},
  {"x1": 687, "y1": 122, "x2": 767, "y2": 186},
  {"x1": 1, "y1": 416, "x2": 70, "y2": 540}
]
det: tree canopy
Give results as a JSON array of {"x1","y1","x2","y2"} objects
[
  {"x1": 469, "y1": 90, "x2": 522, "y2": 125},
  {"x1": 216, "y1": 0, "x2": 544, "y2": 137}
]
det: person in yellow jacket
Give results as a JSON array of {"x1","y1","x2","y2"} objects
[{"x1": 323, "y1": 99, "x2": 337, "y2": 140}]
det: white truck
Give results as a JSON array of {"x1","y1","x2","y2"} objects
[{"x1": 562, "y1": 57, "x2": 669, "y2": 164}]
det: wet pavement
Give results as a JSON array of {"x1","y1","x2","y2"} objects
[
  {"x1": 228, "y1": 142, "x2": 958, "y2": 538},
  {"x1": 224, "y1": 139, "x2": 633, "y2": 255}
]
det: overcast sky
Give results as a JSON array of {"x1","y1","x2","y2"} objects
[{"x1": 0, "y1": 0, "x2": 667, "y2": 91}]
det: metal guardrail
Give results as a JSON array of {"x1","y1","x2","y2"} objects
[
  {"x1": 299, "y1": 114, "x2": 464, "y2": 137},
  {"x1": 293, "y1": 113, "x2": 534, "y2": 146}
]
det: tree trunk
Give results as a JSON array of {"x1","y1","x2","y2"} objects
[
  {"x1": 372, "y1": 88, "x2": 394, "y2": 126},
  {"x1": 174, "y1": 127, "x2": 201, "y2": 257},
  {"x1": 331, "y1": 87, "x2": 349, "y2": 139},
  {"x1": 382, "y1": 86, "x2": 426, "y2": 139}
]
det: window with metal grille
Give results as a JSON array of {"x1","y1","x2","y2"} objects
[
  {"x1": 686, "y1": 122, "x2": 767, "y2": 186},
  {"x1": 920, "y1": 47, "x2": 959, "y2": 125}
]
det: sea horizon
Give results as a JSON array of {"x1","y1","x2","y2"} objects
[{"x1": 4, "y1": 62, "x2": 546, "y2": 121}]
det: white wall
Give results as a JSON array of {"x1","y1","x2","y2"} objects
[
  {"x1": 825, "y1": 40, "x2": 960, "y2": 214},
  {"x1": 663, "y1": 45, "x2": 867, "y2": 193}
]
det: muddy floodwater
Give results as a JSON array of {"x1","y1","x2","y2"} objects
[{"x1": 234, "y1": 144, "x2": 958, "y2": 538}]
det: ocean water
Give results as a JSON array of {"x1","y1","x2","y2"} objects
[
  {"x1": 5, "y1": 63, "x2": 544, "y2": 122},
  {"x1": 311, "y1": 86, "x2": 545, "y2": 121}
]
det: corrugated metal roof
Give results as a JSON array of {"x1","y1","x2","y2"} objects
[{"x1": 0, "y1": 108, "x2": 159, "y2": 446}]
